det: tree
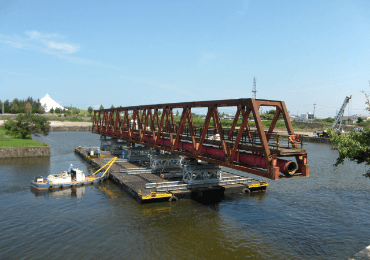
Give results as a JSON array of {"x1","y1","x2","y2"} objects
[
  {"x1": 25, "y1": 102, "x2": 32, "y2": 113},
  {"x1": 11, "y1": 103, "x2": 18, "y2": 114},
  {"x1": 4, "y1": 100, "x2": 11, "y2": 113},
  {"x1": 4, "y1": 113, "x2": 50, "y2": 139},
  {"x1": 50, "y1": 107, "x2": 54, "y2": 114},
  {"x1": 88, "y1": 106, "x2": 93, "y2": 115},
  {"x1": 327, "y1": 128, "x2": 370, "y2": 167},
  {"x1": 99, "y1": 104, "x2": 104, "y2": 110},
  {"x1": 328, "y1": 91, "x2": 370, "y2": 172},
  {"x1": 38, "y1": 105, "x2": 44, "y2": 114}
]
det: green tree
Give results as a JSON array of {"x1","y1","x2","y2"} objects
[
  {"x1": 328, "y1": 91, "x2": 370, "y2": 173},
  {"x1": 4, "y1": 113, "x2": 50, "y2": 139},
  {"x1": 4, "y1": 100, "x2": 11, "y2": 113},
  {"x1": 25, "y1": 102, "x2": 32, "y2": 113},
  {"x1": 99, "y1": 104, "x2": 104, "y2": 110},
  {"x1": 327, "y1": 128, "x2": 370, "y2": 167},
  {"x1": 38, "y1": 105, "x2": 44, "y2": 114},
  {"x1": 50, "y1": 107, "x2": 54, "y2": 114},
  {"x1": 88, "y1": 106, "x2": 93, "y2": 115},
  {"x1": 11, "y1": 103, "x2": 18, "y2": 114}
]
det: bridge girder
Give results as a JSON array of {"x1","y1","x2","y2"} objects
[{"x1": 92, "y1": 98, "x2": 309, "y2": 180}]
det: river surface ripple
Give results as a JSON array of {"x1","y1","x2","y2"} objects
[{"x1": 0, "y1": 132, "x2": 369, "y2": 260}]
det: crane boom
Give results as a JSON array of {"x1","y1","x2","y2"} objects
[{"x1": 332, "y1": 95, "x2": 352, "y2": 129}]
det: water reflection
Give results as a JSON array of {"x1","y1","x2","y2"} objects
[
  {"x1": 30, "y1": 185, "x2": 87, "y2": 198},
  {"x1": 97, "y1": 185, "x2": 119, "y2": 199}
]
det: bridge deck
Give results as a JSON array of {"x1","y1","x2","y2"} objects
[{"x1": 92, "y1": 98, "x2": 310, "y2": 179}]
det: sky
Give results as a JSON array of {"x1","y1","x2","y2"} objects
[{"x1": 1, "y1": 0, "x2": 370, "y2": 118}]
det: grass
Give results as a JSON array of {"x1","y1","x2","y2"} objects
[{"x1": 0, "y1": 127, "x2": 48, "y2": 148}]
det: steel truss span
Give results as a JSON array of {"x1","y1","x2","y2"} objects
[{"x1": 92, "y1": 98, "x2": 310, "y2": 180}]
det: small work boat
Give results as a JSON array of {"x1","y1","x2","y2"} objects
[{"x1": 31, "y1": 157, "x2": 117, "y2": 191}]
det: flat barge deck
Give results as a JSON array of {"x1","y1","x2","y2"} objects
[{"x1": 75, "y1": 147, "x2": 268, "y2": 203}]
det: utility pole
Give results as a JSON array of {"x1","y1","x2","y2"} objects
[
  {"x1": 252, "y1": 77, "x2": 257, "y2": 99},
  {"x1": 313, "y1": 103, "x2": 316, "y2": 119}
]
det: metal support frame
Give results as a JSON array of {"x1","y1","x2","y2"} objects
[
  {"x1": 150, "y1": 154, "x2": 183, "y2": 173},
  {"x1": 92, "y1": 98, "x2": 310, "y2": 180},
  {"x1": 100, "y1": 135, "x2": 129, "y2": 153},
  {"x1": 182, "y1": 164, "x2": 221, "y2": 184},
  {"x1": 126, "y1": 147, "x2": 155, "y2": 163}
]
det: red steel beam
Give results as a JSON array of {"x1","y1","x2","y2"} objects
[{"x1": 92, "y1": 98, "x2": 309, "y2": 180}]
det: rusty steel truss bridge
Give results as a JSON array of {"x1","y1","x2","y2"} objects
[{"x1": 92, "y1": 98, "x2": 310, "y2": 180}]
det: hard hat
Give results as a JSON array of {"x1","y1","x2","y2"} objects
[{"x1": 70, "y1": 164, "x2": 73, "y2": 167}]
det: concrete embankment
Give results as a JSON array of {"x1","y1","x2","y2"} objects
[
  {"x1": 0, "y1": 146, "x2": 50, "y2": 158},
  {"x1": 50, "y1": 126, "x2": 91, "y2": 132},
  {"x1": 49, "y1": 121, "x2": 92, "y2": 132},
  {"x1": 0, "y1": 120, "x2": 92, "y2": 132}
]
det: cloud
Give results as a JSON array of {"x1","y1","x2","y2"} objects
[
  {"x1": 25, "y1": 30, "x2": 63, "y2": 40},
  {"x1": 0, "y1": 31, "x2": 80, "y2": 54},
  {"x1": 47, "y1": 41, "x2": 79, "y2": 54},
  {"x1": 0, "y1": 69, "x2": 47, "y2": 80}
]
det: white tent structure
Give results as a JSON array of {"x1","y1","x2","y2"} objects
[{"x1": 40, "y1": 94, "x2": 66, "y2": 113}]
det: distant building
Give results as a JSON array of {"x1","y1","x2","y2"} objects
[
  {"x1": 289, "y1": 114, "x2": 299, "y2": 121},
  {"x1": 300, "y1": 113, "x2": 314, "y2": 121},
  {"x1": 340, "y1": 115, "x2": 367, "y2": 125}
]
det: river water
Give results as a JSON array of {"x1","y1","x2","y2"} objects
[{"x1": 0, "y1": 132, "x2": 369, "y2": 260}]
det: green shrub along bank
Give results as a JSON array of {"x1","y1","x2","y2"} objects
[{"x1": 0, "y1": 127, "x2": 48, "y2": 148}]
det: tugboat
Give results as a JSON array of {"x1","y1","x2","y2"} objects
[{"x1": 31, "y1": 157, "x2": 117, "y2": 191}]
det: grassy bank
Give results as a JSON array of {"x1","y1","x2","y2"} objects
[{"x1": 0, "y1": 127, "x2": 48, "y2": 148}]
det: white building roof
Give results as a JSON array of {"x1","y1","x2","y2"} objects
[{"x1": 40, "y1": 94, "x2": 65, "y2": 112}]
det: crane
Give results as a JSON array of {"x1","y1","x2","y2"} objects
[{"x1": 315, "y1": 95, "x2": 352, "y2": 137}]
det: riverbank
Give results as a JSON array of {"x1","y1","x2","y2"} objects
[{"x1": 0, "y1": 127, "x2": 50, "y2": 158}]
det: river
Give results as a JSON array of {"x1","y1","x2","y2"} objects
[{"x1": 0, "y1": 132, "x2": 369, "y2": 259}]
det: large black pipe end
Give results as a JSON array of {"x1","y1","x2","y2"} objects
[{"x1": 281, "y1": 161, "x2": 298, "y2": 177}]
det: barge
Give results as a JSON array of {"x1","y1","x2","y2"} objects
[{"x1": 74, "y1": 146, "x2": 268, "y2": 203}]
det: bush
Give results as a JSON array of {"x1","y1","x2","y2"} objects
[{"x1": 4, "y1": 113, "x2": 50, "y2": 139}]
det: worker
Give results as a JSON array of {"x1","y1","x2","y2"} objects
[
  {"x1": 68, "y1": 164, "x2": 76, "y2": 181},
  {"x1": 97, "y1": 147, "x2": 101, "y2": 158},
  {"x1": 68, "y1": 164, "x2": 73, "y2": 174}
]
